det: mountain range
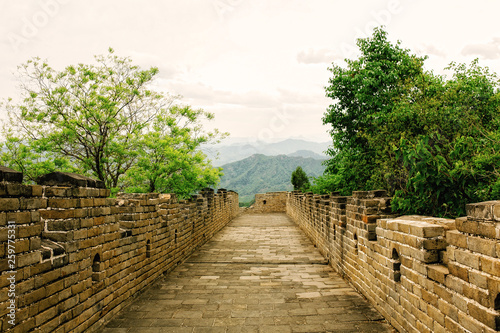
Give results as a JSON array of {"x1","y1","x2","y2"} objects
[
  {"x1": 202, "y1": 138, "x2": 330, "y2": 166},
  {"x1": 217, "y1": 153, "x2": 327, "y2": 204}
]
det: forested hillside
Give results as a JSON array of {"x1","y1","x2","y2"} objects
[{"x1": 218, "y1": 154, "x2": 325, "y2": 204}]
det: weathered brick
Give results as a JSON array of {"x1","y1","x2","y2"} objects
[
  {"x1": 454, "y1": 248, "x2": 480, "y2": 270},
  {"x1": 31, "y1": 185, "x2": 43, "y2": 197},
  {"x1": 421, "y1": 237, "x2": 447, "y2": 250},
  {"x1": 48, "y1": 198, "x2": 78, "y2": 209},
  {"x1": 40, "y1": 209, "x2": 75, "y2": 220},
  {"x1": 467, "y1": 235, "x2": 496, "y2": 257},
  {"x1": 445, "y1": 316, "x2": 461, "y2": 332},
  {"x1": 16, "y1": 251, "x2": 41, "y2": 268},
  {"x1": 0, "y1": 198, "x2": 20, "y2": 211},
  {"x1": 469, "y1": 270, "x2": 488, "y2": 289},
  {"x1": 45, "y1": 187, "x2": 71, "y2": 198},
  {"x1": 20, "y1": 198, "x2": 47, "y2": 210},
  {"x1": 6, "y1": 183, "x2": 32, "y2": 196},
  {"x1": 456, "y1": 217, "x2": 484, "y2": 236},
  {"x1": 7, "y1": 211, "x2": 32, "y2": 224},
  {"x1": 481, "y1": 256, "x2": 500, "y2": 277},
  {"x1": 19, "y1": 287, "x2": 46, "y2": 307},
  {"x1": 17, "y1": 224, "x2": 43, "y2": 238},
  {"x1": 35, "y1": 305, "x2": 58, "y2": 326},
  {"x1": 467, "y1": 201, "x2": 495, "y2": 220},
  {"x1": 446, "y1": 230, "x2": 467, "y2": 248},
  {"x1": 427, "y1": 265, "x2": 449, "y2": 284},
  {"x1": 445, "y1": 275, "x2": 465, "y2": 293},
  {"x1": 46, "y1": 219, "x2": 81, "y2": 231},
  {"x1": 448, "y1": 261, "x2": 469, "y2": 282}
]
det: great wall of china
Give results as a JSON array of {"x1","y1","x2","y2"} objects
[
  {"x1": 1, "y1": 166, "x2": 499, "y2": 332},
  {"x1": 0, "y1": 168, "x2": 239, "y2": 332}
]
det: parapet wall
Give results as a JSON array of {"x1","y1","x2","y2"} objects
[
  {"x1": 253, "y1": 192, "x2": 287, "y2": 213},
  {"x1": 286, "y1": 190, "x2": 500, "y2": 333},
  {"x1": 0, "y1": 170, "x2": 239, "y2": 333}
]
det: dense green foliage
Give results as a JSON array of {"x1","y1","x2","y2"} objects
[
  {"x1": 319, "y1": 28, "x2": 500, "y2": 217},
  {"x1": 291, "y1": 166, "x2": 310, "y2": 191},
  {"x1": 218, "y1": 154, "x2": 325, "y2": 204},
  {"x1": 1, "y1": 49, "x2": 225, "y2": 197}
]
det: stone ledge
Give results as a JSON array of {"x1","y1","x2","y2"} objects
[
  {"x1": 37, "y1": 172, "x2": 105, "y2": 188},
  {"x1": 0, "y1": 165, "x2": 23, "y2": 183}
]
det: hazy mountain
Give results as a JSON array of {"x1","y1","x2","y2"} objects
[
  {"x1": 202, "y1": 139, "x2": 330, "y2": 166},
  {"x1": 218, "y1": 154, "x2": 326, "y2": 204},
  {"x1": 287, "y1": 150, "x2": 327, "y2": 160}
]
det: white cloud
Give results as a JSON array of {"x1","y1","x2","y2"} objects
[
  {"x1": 1, "y1": 0, "x2": 500, "y2": 141},
  {"x1": 415, "y1": 44, "x2": 447, "y2": 58},
  {"x1": 462, "y1": 38, "x2": 500, "y2": 60},
  {"x1": 297, "y1": 48, "x2": 340, "y2": 64}
]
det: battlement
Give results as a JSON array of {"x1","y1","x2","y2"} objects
[
  {"x1": 0, "y1": 168, "x2": 239, "y2": 333},
  {"x1": 286, "y1": 190, "x2": 500, "y2": 333},
  {"x1": 252, "y1": 192, "x2": 287, "y2": 213}
]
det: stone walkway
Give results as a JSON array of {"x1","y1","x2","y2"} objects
[{"x1": 103, "y1": 213, "x2": 394, "y2": 333}]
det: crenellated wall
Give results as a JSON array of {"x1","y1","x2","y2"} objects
[
  {"x1": 252, "y1": 192, "x2": 287, "y2": 213},
  {"x1": 286, "y1": 190, "x2": 500, "y2": 333},
  {"x1": 0, "y1": 169, "x2": 239, "y2": 333}
]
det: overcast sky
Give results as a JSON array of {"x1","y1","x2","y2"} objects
[{"x1": 1, "y1": 0, "x2": 499, "y2": 143}]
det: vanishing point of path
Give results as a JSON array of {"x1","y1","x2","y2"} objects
[{"x1": 103, "y1": 213, "x2": 395, "y2": 333}]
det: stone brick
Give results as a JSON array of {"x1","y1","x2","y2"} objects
[
  {"x1": 409, "y1": 222, "x2": 444, "y2": 238},
  {"x1": 6, "y1": 183, "x2": 32, "y2": 196},
  {"x1": 0, "y1": 165, "x2": 23, "y2": 182},
  {"x1": 467, "y1": 235, "x2": 496, "y2": 257},
  {"x1": 446, "y1": 230, "x2": 467, "y2": 248},
  {"x1": 40, "y1": 209, "x2": 76, "y2": 220},
  {"x1": 481, "y1": 256, "x2": 500, "y2": 277},
  {"x1": 0, "y1": 198, "x2": 20, "y2": 211},
  {"x1": 7, "y1": 211, "x2": 32, "y2": 224},
  {"x1": 20, "y1": 198, "x2": 47, "y2": 210},
  {"x1": 455, "y1": 217, "x2": 479, "y2": 235},
  {"x1": 467, "y1": 201, "x2": 495, "y2": 220},
  {"x1": 44, "y1": 186, "x2": 71, "y2": 198},
  {"x1": 448, "y1": 262, "x2": 469, "y2": 281},
  {"x1": 48, "y1": 198, "x2": 78, "y2": 209},
  {"x1": 421, "y1": 237, "x2": 447, "y2": 250},
  {"x1": 469, "y1": 270, "x2": 488, "y2": 289},
  {"x1": 38, "y1": 171, "x2": 105, "y2": 188},
  {"x1": 17, "y1": 224, "x2": 43, "y2": 238},
  {"x1": 454, "y1": 248, "x2": 480, "y2": 270},
  {"x1": 445, "y1": 275, "x2": 465, "y2": 293},
  {"x1": 16, "y1": 251, "x2": 41, "y2": 268}
]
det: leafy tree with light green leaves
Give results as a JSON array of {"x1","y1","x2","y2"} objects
[
  {"x1": 1, "y1": 48, "x2": 226, "y2": 197},
  {"x1": 291, "y1": 166, "x2": 310, "y2": 191},
  {"x1": 122, "y1": 105, "x2": 227, "y2": 196},
  {"x1": 0, "y1": 135, "x2": 77, "y2": 183}
]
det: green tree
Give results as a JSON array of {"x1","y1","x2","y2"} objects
[
  {"x1": 0, "y1": 134, "x2": 77, "y2": 183},
  {"x1": 291, "y1": 166, "x2": 310, "y2": 191},
  {"x1": 318, "y1": 27, "x2": 500, "y2": 217},
  {"x1": 122, "y1": 105, "x2": 227, "y2": 197},
  {"x1": 2, "y1": 49, "x2": 226, "y2": 196},
  {"x1": 391, "y1": 60, "x2": 500, "y2": 216},
  {"x1": 322, "y1": 27, "x2": 425, "y2": 194}
]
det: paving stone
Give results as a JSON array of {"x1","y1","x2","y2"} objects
[{"x1": 104, "y1": 213, "x2": 394, "y2": 332}]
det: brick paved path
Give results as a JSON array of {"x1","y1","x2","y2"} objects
[{"x1": 103, "y1": 213, "x2": 394, "y2": 333}]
